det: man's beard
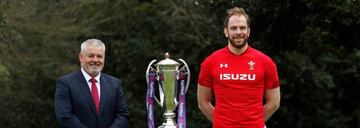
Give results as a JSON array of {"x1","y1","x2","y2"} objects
[
  {"x1": 88, "y1": 65, "x2": 103, "y2": 76},
  {"x1": 228, "y1": 36, "x2": 248, "y2": 49}
]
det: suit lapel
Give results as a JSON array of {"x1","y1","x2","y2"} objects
[
  {"x1": 77, "y1": 71, "x2": 98, "y2": 116},
  {"x1": 99, "y1": 74, "x2": 108, "y2": 117}
]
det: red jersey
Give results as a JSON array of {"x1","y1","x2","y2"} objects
[{"x1": 198, "y1": 46, "x2": 279, "y2": 128}]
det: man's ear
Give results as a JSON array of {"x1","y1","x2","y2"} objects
[
  {"x1": 79, "y1": 53, "x2": 83, "y2": 62},
  {"x1": 247, "y1": 29, "x2": 250, "y2": 37},
  {"x1": 224, "y1": 28, "x2": 229, "y2": 38}
]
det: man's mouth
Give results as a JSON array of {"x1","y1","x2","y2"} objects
[
  {"x1": 233, "y1": 35, "x2": 246, "y2": 41},
  {"x1": 234, "y1": 37, "x2": 244, "y2": 41},
  {"x1": 89, "y1": 64, "x2": 100, "y2": 67}
]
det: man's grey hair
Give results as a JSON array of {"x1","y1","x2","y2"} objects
[{"x1": 80, "y1": 39, "x2": 106, "y2": 53}]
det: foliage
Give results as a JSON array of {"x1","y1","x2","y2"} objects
[{"x1": 0, "y1": 0, "x2": 359, "y2": 127}]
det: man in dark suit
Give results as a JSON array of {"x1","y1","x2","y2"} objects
[{"x1": 55, "y1": 39, "x2": 129, "y2": 128}]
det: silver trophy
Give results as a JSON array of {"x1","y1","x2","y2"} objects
[{"x1": 146, "y1": 52, "x2": 190, "y2": 128}]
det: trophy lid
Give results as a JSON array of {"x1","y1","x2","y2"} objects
[{"x1": 156, "y1": 52, "x2": 179, "y2": 66}]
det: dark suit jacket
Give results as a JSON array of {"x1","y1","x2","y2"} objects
[{"x1": 55, "y1": 70, "x2": 129, "y2": 128}]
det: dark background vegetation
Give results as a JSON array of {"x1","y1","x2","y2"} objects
[{"x1": 0, "y1": 0, "x2": 359, "y2": 127}]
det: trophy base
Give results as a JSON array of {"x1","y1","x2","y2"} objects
[
  {"x1": 158, "y1": 111, "x2": 177, "y2": 128},
  {"x1": 158, "y1": 125, "x2": 176, "y2": 128}
]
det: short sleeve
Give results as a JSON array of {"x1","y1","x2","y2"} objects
[
  {"x1": 264, "y1": 59, "x2": 280, "y2": 89},
  {"x1": 198, "y1": 57, "x2": 213, "y2": 88}
]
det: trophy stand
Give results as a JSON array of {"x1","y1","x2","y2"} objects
[{"x1": 158, "y1": 111, "x2": 176, "y2": 128}]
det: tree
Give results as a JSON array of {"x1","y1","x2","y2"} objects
[{"x1": 0, "y1": 0, "x2": 359, "y2": 127}]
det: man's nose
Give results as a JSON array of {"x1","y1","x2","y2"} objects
[
  {"x1": 235, "y1": 28, "x2": 242, "y2": 33},
  {"x1": 92, "y1": 56, "x2": 99, "y2": 61}
]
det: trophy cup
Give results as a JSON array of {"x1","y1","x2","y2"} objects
[{"x1": 146, "y1": 52, "x2": 190, "y2": 128}]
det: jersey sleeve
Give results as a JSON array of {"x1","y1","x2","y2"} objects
[
  {"x1": 198, "y1": 57, "x2": 213, "y2": 88},
  {"x1": 264, "y1": 59, "x2": 280, "y2": 89}
]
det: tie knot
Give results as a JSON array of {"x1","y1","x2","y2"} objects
[{"x1": 90, "y1": 78, "x2": 97, "y2": 83}]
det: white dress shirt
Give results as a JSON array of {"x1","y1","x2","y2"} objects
[{"x1": 81, "y1": 68, "x2": 101, "y2": 100}]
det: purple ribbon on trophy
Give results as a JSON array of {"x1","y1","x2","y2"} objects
[
  {"x1": 177, "y1": 71, "x2": 187, "y2": 128},
  {"x1": 146, "y1": 72, "x2": 156, "y2": 128},
  {"x1": 146, "y1": 53, "x2": 190, "y2": 128}
]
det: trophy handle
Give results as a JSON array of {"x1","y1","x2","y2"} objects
[
  {"x1": 146, "y1": 59, "x2": 157, "y2": 85},
  {"x1": 146, "y1": 59, "x2": 162, "y2": 107},
  {"x1": 178, "y1": 59, "x2": 191, "y2": 93}
]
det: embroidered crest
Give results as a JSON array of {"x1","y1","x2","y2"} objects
[{"x1": 248, "y1": 61, "x2": 255, "y2": 70}]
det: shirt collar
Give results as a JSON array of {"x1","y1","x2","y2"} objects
[
  {"x1": 226, "y1": 45, "x2": 251, "y2": 56},
  {"x1": 81, "y1": 68, "x2": 101, "y2": 83}
]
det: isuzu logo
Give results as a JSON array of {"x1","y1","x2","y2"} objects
[{"x1": 219, "y1": 73, "x2": 256, "y2": 80}]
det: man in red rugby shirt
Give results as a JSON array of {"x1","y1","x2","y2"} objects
[{"x1": 197, "y1": 7, "x2": 280, "y2": 128}]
